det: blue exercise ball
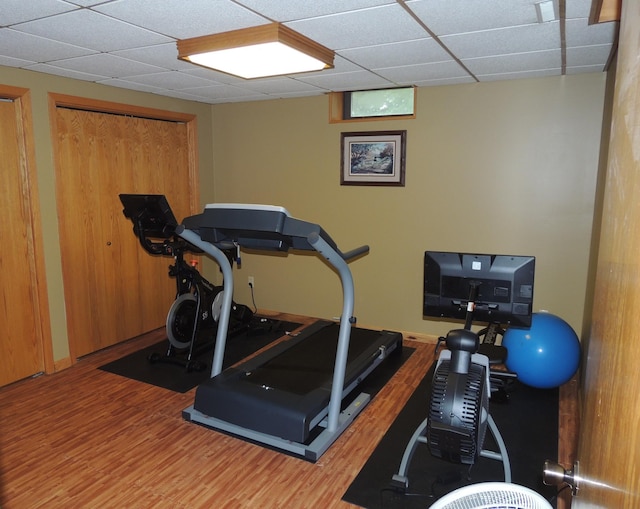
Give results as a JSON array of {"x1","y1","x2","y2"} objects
[{"x1": 502, "y1": 312, "x2": 581, "y2": 389}]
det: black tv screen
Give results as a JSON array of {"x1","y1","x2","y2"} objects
[{"x1": 423, "y1": 251, "x2": 535, "y2": 328}]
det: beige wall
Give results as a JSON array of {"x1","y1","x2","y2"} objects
[
  {"x1": 0, "y1": 66, "x2": 214, "y2": 362},
  {"x1": 211, "y1": 74, "x2": 607, "y2": 339},
  {"x1": 0, "y1": 64, "x2": 607, "y2": 364}
]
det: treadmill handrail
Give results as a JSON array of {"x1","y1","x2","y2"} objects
[
  {"x1": 306, "y1": 232, "x2": 357, "y2": 433},
  {"x1": 307, "y1": 231, "x2": 369, "y2": 262},
  {"x1": 342, "y1": 245, "x2": 370, "y2": 261},
  {"x1": 175, "y1": 226, "x2": 235, "y2": 377}
]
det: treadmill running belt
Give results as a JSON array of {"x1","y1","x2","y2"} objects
[{"x1": 244, "y1": 323, "x2": 381, "y2": 395}]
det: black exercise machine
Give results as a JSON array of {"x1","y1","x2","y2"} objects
[
  {"x1": 391, "y1": 251, "x2": 535, "y2": 491},
  {"x1": 177, "y1": 203, "x2": 402, "y2": 461},
  {"x1": 119, "y1": 194, "x2": 251, "y2": 372},
  {"x1": 391, "y1": 283, "x2": 511, "y2": 491}
]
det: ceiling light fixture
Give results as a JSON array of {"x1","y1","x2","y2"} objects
[{"x1": 177, "y1": 23, "x2": 335, "y2": 79}]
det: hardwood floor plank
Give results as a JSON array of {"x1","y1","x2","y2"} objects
[{"x1": 0, "y1": 320, "x2": 576, "y2": 508}]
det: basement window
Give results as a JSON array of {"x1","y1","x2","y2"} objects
[{"x1": 330, "y1": 87, "x2": 416, "y2": 123}]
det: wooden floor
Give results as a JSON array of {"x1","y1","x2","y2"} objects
[{"x1": 0, "y1": 314, "x2": 576, "y2": 508}]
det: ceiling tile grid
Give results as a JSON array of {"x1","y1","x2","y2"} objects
[{"x1": 0, "y1": 0, "x2": 618, "y2": 104}]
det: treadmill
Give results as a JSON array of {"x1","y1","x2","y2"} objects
[{"x1": 178, "y1": 204, "x2": 402, "y2": 461}]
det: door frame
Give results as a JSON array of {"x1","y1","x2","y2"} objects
[
  {"x1": 48, "y1": 93, "x2": 199, "y2": 363},
  {"x1": 0, "y1": 84, "x2": 53, "y2": 375}
]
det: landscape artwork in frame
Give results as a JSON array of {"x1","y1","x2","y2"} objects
[{"x1": 341, "y1": 130, "x2": 406, "y2": 186}]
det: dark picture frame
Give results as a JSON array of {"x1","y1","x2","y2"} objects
[{"x1": 340, "y1": 130, "x2": 406, "y2": 186}]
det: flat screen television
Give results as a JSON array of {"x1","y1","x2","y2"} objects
[{"x1": 423, "y1": 251, "x2": 535, "y2": 328}]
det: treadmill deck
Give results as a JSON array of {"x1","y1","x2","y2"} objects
[{"x1": 188, "y1": 320, "x2": 402, "y2": 444}]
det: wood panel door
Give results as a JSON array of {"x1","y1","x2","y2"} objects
[
  {"x1": 0, "y1": 90, "x2": 49, "y2": 385},
  {"x1": 574, "y1": 1, "x2": 640, "y2": 507},
  {"x1": 53, "y1": 103, "x2": 197, "y2": 359}
]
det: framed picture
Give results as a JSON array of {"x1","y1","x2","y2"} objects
[{"x1": 340, "y1": 130, "x2": 406, "y2": 186}]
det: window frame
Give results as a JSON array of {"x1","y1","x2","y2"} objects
[{"x1": 329, "y1": 87, "x2": 416, "y2": 124}]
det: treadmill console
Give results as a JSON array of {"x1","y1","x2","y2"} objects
[
  {"x1": 182, "y1": 203, "x2": 337, "y2": 253},
  {"x1": 203, "y1": 203, "x2": 291, "y2": 235}
]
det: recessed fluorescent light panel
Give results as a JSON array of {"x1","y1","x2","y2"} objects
[{"x1": 177, "y1": 23, "x2": 334, "y2": 79}]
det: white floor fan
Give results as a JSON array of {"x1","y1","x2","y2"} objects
[{"x1": 430, "y1": 482, "x2": 553, "y2": 509}]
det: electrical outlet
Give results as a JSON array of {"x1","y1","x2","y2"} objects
[{"x1": 248, "y1": 276, "x2": 255, "y2": 288}]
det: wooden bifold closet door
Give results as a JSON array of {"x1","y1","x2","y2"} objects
[
  {"x1": 54, "y1": 105, "x2": 196, "y2": 359},
  {"x1": 0, "y1": 96, "x2": 46, "y2": 386}
]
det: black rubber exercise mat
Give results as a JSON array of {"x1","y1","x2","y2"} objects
[
  {"x1": 98, "y1": 318, "x2": 301, "y2": 393},
  {"x1": 342, "y1": 363, "x2": 559, "y2": 508}
]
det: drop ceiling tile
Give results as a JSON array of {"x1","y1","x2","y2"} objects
[
  {"x1": 441, "y1": 22, "x2": 560, "y2": 60},
  {"x1": 241, "y1": 77, "x2": 325, "y2": 95},
  {"x1": 13, "y1": 9, "x2": 171, "y2": 52},
  {"x1": 339, "y1": 38, "x2": 452, "y2": 69},
  {"x1": 157, "y1": 90, "x2": 217, "y2": 103},
  {"x1": 565, "y1": 66, "x2": 605, "y2": 75},
  {"x1": 1, "y1": 0, "x2": 77, "y2": 25},
  {"x1": 123, "y1": 71, "x2": 217, "y2": 90},
  {"x1": 295, "y1": 70, "x2": 394, "y2": 91},
  {"x1": 566, "y1": 44, "x2": 613, "y2": 68},
  {"x1": 94, "y1": 0, "x2": 268, "y2": 39},
  {"x1": 180, "y1": 84, "x2": 268, "y2": 101},
  {"x1": 406, "y1": 0, "x2": 540, "y2": 35},
  {"x1": 0, "y1": 55, "x2": 35, "y2": 67},
  {"x1": 565, "y1": 18, "x2": 618, "y2": 48},
  {"x1": 286, "y1": 4, "x2": 427, "y2": 50},
  {"x1": 270, "y1": 89, "x2": 332, "y2": 100},
  {"x1": 0, "y1": 28, "x2": 97, "y2": 62},
  {"x1": 462, "y1": 49, "x2": 561, "y2": 75},
  {"x1": 112, "y1": 43, "x2": 192, "y2": 71},
  {"x1": 476, "y1": 68, "x2": 560, "y2": 81},
  {"x1": 233, "y1": 0, "x2": 395, "y2": 22},
  {"x1": 181, "y1": 67, "x2": 246, "y2": 85},
  {"x1": 65, "y1": 0, "x2": 118, "y2": 6},
  {"x1": 96, "y1": 78, "x2": 168, "y2": 94},
  {"x1": 214, "y1": 95, "x2": 275, "y2": 104},
  {"x1": 411, "y1": 75, "x2": 476, "y2": 87},
  {"x1": 565, "y1": 0, "x2": 594, "y2": 19},
  {"x1": 25, "y1": 63, "x2": 110, "y2": 82},
  {"x1": 374, "y1": 60, "x2": 470, "y2": 84},
  {"x1": 52, "y1": 53, "x2": 168, "y2": 78}
]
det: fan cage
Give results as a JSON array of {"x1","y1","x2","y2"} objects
[{"x1": 429, "y1": 482, "x2": 553, "y2": 509}]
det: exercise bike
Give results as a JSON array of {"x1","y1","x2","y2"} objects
[
  {"x1": 155, "y1": 241, "x2": 227, "y2": 372},
  {"x1": 119, "y1": 194, "x2": 252, "y2": 372}
]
